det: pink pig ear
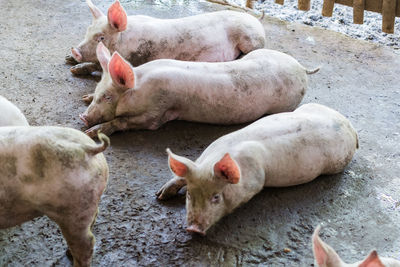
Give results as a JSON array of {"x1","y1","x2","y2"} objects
[
  {"x1": 359, "y1": 251, "x2": 385, "y2": 267},
  {"x1": 213, "y1": 153, "x2": 240, "y2": 184},
  {"x1": 166, "y1": 148, "x2": 197, "y2": 177},
  {"x1": 96, "y1": 42, "x2": 111, "y2": 72},
  {"x1": 87, "y1": 0, "x2": 104, "y2": 20},
  {"x1": 109, "y1": 52, "x2": 135, "y2": 89},
  {"x1": 107, "y1": 0, "x2": 127, "y2": 32},
  {"x1": 168, "y1": 150, "x2": 188, "y2": 177},
  {"x1": 312, "y1": 225, "x2": 343, "y2": 267}
]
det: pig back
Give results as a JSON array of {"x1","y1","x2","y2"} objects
[
  {"x1": 259, "y1": 103, "x2": 358, "y2": 186},
  {"x1": 0, "y1": 96, "x2": 29, "y2": 126},
  {"x1": 136, "y1": 49, "x2": 308, "y2": 125}
]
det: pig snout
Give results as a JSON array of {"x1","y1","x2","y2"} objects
[
  {"x1": 71, "y1": 47, "x2": 83, "y2": 62},
  {"x1": 79, "y1": 113, "x2": 90, "y2": 127},
  {"x1": 186, "y1": 225, "x2": 206, "y2": 236}
]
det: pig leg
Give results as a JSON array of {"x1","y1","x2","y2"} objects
[
  {"x1": 85, "y1": 110, "x2": 179, "y2": 138},
  {"x1": 55, "y1": 213, "x2": 97, "y2": 267},
  {"x1": 82, "y1": 93, "x2": 94, "y2": 105},
  {"x1": 70, "y1": 62, "x2": 102, "y2": 76},
  {"x1": 156, "y1": 177, "x2": 187, "y2": 200}
]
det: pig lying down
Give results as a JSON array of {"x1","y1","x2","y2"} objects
[
  {"x1": 156, "y1": 103, "x2": 358, "y2": 235},
  {"x1": 0, "y1": 127, "x2": 110, "y2": 267},
  {"x1": 0, "y1": 95, "x2": 29, "y2": 126},
  {"x1": 80, "y1": 43, "x2": 319, "y2": 137},
  {"x1": 69, "y1": 0, "x2": 266, "y2": 75},
  {"x1": 313, "y1": 225, "x2": 400, "y2": 267}
]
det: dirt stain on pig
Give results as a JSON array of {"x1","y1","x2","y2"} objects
[
  {"x1": 228, "y1": 69, "x2": 251, "y2": 92},
  {"x1": 0, "y1": 155, "x2": 17, "y2": 178},
  {"x1": 177, "y1": 30, "x2": 193, "y2": 44},
  {"x1": 29, "y1": 143, "x2": 83, "y2": 180},
  {"x1": 30, "y1": 144, "x2": 47, "y2": 179},
  {"x1": 128, "y1": 39, "x2": 157, "y2": 67}
]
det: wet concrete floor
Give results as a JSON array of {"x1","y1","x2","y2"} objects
[{"x1": 0, "y1": 0, "x2": 399, "y2": 266}]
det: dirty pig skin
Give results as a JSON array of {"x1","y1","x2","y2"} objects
[
  {"x1": 312, "y1": 225, "x2": 400, "y2": 267},
  {"x1": 0, "y1": 95, "x2": 29, "y2": 126},
  {"x1": 156, "y1": 104, "x2": 359, "y2": 235},
  {"x1": 80, "y1": 43, "x2": 319, "y2": 137},
  {"x1": 0, "y1": 127, "x2": 110, "y2": 267},
  {"x1": 69, "y1": 0, "x2": 266, "y2": 75}
]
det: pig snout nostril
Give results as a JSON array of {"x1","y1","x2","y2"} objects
[{"x1": 79, "y1": 114, "x2": 89, "y2": 127}]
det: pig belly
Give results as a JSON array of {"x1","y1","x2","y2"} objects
[{"x1": 0, "y1": 203, "x2": 42, "y2": 229}]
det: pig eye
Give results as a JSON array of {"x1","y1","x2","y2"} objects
[
  {"x1": 102, "y1": 94, "x2": 113, "y2": 103},
  {"x1": 96, "y1": 35, "x2": 105, "y2": 42},
  {"x1": 211, "y1": 194, "x2": 221, "y2": 204}
]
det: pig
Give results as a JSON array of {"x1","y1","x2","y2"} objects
[
  {"x1": 312, "y1": 225, "x2": 400, "y2": 267},
  {"x1": 156, "y1": 103, "x2": 358, "y2": 235},
  {"x1": 0, "y1": 127, "x2": 110, "y2": 267},
  {"x1": 80, "y1": 42, "x2": 319, "y2": 137},
  {"x1": 69, "y1": 0, "x2": 266, "y2": 75},
  {"x1": 0, "y1": 95, "x2": 29, "y2": 126}
]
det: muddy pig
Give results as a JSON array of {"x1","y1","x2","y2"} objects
[
  {"x1": 80, "y1": 42, "x2": 319, "y2": 137},
  {"x1": 0, "y1": 127, "x2": 110, "y2": 267},
  {"x1": 0, "y1": 95, "x2": 29, "y2": 126},
  {"x1": 156, "y1": 103, "x2": 358, "y2": 235},
  {"x1": 313, "y1": 225, "x2": 400, "y2": 267},
  {"x1": 69, "y1": 0, "x2": 266, "y2": 75}
]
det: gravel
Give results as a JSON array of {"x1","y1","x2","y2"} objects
[{"x1": 228, "y1": 0, "x2": 400, "y2": 48}]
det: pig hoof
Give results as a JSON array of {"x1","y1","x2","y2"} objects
[
  {"x1": 65, "y1": 55, "x2": 78, "y2": 65},
  {"x1": 70, "y1": 65, "x2": 88, "y2": 76},
  {"x1": 66, "y1": 249, "x2": 73, "y2": 260},
  {"x1": 82, "y1": 94, "x2": 94, "y2": 104},
  {"x1": 156, "y1": 184, "x2": 181, "y2": 200}
]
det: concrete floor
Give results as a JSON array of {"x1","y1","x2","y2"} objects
[{"x1": 0, "y1": 0, "x2": 399, "y2": 266}]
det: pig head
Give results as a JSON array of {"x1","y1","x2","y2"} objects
[
  {"x1": 165, "y1": 148, "x2": 265, "y2": 235},
  {"x1": 313, "y1": 225, "x2": 400, "y2": 267},
  {"x1": 80, "y1": 42, "x2": 134, "y2": 129},
  {"x1": 71, "y1": 0, "x2": 127, "y2": 63}
]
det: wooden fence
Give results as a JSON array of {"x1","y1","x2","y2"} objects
[{"x1": 244, "y1": 0, "x2": 399, "y2": 33}]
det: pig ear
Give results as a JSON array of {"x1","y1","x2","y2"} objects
[
  {"x1": 213, "y1": 153, "x2": 240, "y2": 184},
  {"x1": 359, "y1": 251, "x2": 385, "y2": 267},
  {"x1": 107, "y1": 0, "x2": 128, "y2": 32},
  {"x1": 312, "y1": 225, "x2": 343, "y2": 267},
  {"x1": 166, "y1": 148, "x2": 196, "y2": 177},
  {"x1": 109, "y1": 52, "x2": 135, "y2": 89},
  {"x1": 96, "y1": 42, "x2": 111, "y2": 72},
  {"x1": 87, "y1": 0, "x2": 104, "y2": 20}
]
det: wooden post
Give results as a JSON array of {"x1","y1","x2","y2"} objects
[
  {"x1": 382, "y1": 0, "x2": 396, "y2": 33},
  {"x1": 275, "y1": 0, "x2": 284, "y2": 5},
  {"x1": 245, "y1": 0, "x2": 253, "y2": 8},
  {"x1": 322, "y1": 0, "x2": 335, "y2": 16},
  {"x1": 298, "y1": 0, "x2": 311, "y2": 10},
  {"x1": 353, "y1": 0, "x2": 365, "y2": 24}
]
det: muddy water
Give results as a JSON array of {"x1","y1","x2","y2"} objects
[{"x1": 0, "y1": 0, "x2": 399, "y2": 266}]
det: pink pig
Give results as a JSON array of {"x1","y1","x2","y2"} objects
[
  {"x1": 157, "y1": 104, "x2": 358, "y2": 235},
  {"x1": 313, "y1": 225, "x2": 400, "y2": 267},
  {"x1": 80, "y1": 43, "x2": 318, "y2": 137},
  {"x1": 69, "y1": 0, "x2": 266, "y2": 75}
]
